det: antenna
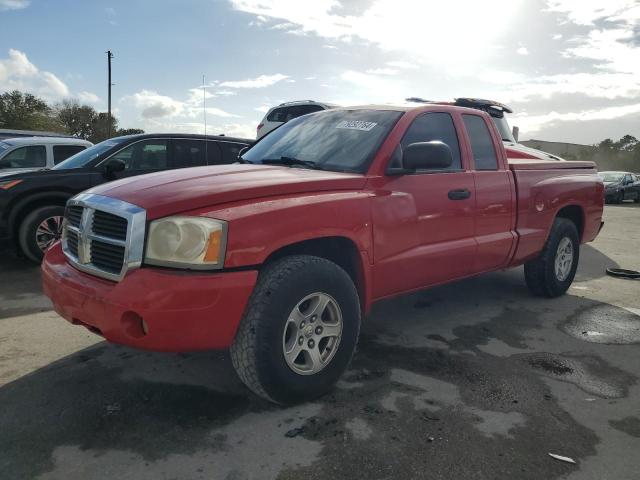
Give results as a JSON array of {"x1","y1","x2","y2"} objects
[
  {"x1": 203, "y1": 75, "x2": 207, "y2": 137},
  {"x1": 203, "y1": 75, "x2": 208, "y2": 160}
]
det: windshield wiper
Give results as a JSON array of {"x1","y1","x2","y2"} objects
[{"x1": 261, "y1": 156, "x2": 320, "y2": 169}]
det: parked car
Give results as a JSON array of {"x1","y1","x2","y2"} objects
[
  {"x1": 256, "y1": 100, "x2": 337, "y2": 139},
  {"x1": 0, "y1": 133, "x2": 252, "y2": 261},
  {"x1": 600, "y1": 171, "x2": 640, "y2": 204},
  {"x1": 0, "y1": 137, "x2": 93, "y2": 172},
  {"x1": 42, "y1": 104, "x2": 604, "y2": 405}
]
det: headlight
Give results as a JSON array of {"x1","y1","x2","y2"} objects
[
  {"x1": 145, "y1": 216, "x2": 227, "y2": 269},
  {"x1": 0, "y1": 179, "x2": 22, "y2": 190}
]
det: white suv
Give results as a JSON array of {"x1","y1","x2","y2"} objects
[
  {"x1": 257, "y1": 100, "x2": 337, "y2": 139},
  {"x1": 0, "y1": 137, "x2": 93, "y2": 172}
]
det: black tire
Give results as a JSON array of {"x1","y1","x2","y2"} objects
[
  {"x1": 615, "y1": 191, "x2": 624, "y2": 204},
  {"x1": 524, "y1": 217, "x2": 580, "y2": 298},
  {"x1": 230, "y1": 255, "x2": 361, "y2": 405},
  {"x1": 18, "y1": 205, "x2": 65, "y2": 263}
]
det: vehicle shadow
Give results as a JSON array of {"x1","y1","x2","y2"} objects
[{"x1": 575, "y1": 244, "x2": 619, "y2": 282}]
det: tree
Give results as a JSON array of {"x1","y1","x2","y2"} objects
[
  {"x1": 116, "y1": 128, "x2": 145, "y2": 136},
  {"x1": 55, "y1": 99, "x2": 98, "y2": 140},
  {"x1": 89, "y1": 112, "x2": 118, "y2": 143},
  {"x1": 613, "y1": 134, "x2": 638, "y2": 152},
  {"x1": 0, "y1": 90, "x2": 62, "y2": 132}
]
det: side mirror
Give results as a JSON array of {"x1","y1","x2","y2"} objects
[
  {"x1": 103, "y1": 159, "x2": 126, "y2": 177},
  {"x1": 402, "y1": 141, "x2": 453, "y2": 171},
  {"x1": 237, "y1": 146, "x2": 249, "y2": 159},
  {"x1": 512, "y1": 126, "x2": 519, "y2": 143}
]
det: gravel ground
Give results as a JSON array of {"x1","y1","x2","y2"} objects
[{"x1": 0, "y1": 203, "x2": 638, "y2": 480}]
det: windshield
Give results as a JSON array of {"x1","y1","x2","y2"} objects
[
  {"x1": 0, "y1": 142, "x2": 11, "y2": 155},
  {"x1": 491, "y1": 115, "x2": 515, "y2": 142},
  {"x1": 52, "y1": 137, "x2": 128, "y2": 170},
  {"x1": 242, "y1": 109, "x2": 402, "y2": 173},
  {"x1": 602, "y1": 173, "x2": 624, "y2": 182}
]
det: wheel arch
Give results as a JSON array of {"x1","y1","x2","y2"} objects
[
  {"x1": 262, "y1": 236, "x2": 370, "y2": 314},
  {"x1": 8, "y1": 191, "x2": 72, "y2": 240},
  {"x1": 555, "y1": 204, "x2": 585, "y2": 241}
]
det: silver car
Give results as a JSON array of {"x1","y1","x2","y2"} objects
[{"x1": 0, "y1": 137, "x2": 93, "y2": 172}]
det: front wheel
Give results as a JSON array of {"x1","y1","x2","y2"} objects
[
  {"x1": 230, "y1": 255, "x2": 361, "y2": 405},
  {"x1": 524, "y1": 218, "x2": 580, "y2": 297},
  {"x1": 18, "y1": 206, "x2": 65, "y2": 263}
]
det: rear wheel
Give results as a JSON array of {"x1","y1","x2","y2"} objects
[
  {"x1": 230, "y1": 255, "x2": 361, "y2": 405},
  {"x1": 524, "y1": 218, "x2": 580, "y2": 297},
  {"x1": 615, "y1": 191, "x2": 624, "y2": 204},
  {"x1": 18, "y1": 206, "x2": 65, "y2": 263}
]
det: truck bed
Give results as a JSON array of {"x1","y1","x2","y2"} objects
[{"x1": 508, "y1": 159, "x2": 603, "y2": 266}]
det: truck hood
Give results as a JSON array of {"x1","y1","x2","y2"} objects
[{"x1": 87, "y1": 164, "x2": 368, "y2": 219}]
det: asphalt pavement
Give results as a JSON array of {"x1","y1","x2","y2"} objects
[{"x1": 1, "y1": 203, "x2": 639, "y2": 480}]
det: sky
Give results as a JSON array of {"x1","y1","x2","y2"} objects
[{"x1": 0, "y1": 0, "x2": 639, "y2": 144}]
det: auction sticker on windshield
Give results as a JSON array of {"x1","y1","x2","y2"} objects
[{"x1": 335, "y1": 120, "x2": 377, "y2": 131}]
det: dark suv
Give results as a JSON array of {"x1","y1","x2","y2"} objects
[{"x1": 0, "y1": 133, "x2": 252, "y2": 261}]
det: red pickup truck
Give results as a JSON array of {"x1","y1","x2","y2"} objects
[{"x1": 42, "y1": 104, "x2": 604, "y2": 404}]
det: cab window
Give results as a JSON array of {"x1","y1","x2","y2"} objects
[
  {"x1": 400, "y1": 112, "x2": 462, "y2": 170},
  {"x1": 463, "y1": 115, "x2": 498, "y2": 170}
]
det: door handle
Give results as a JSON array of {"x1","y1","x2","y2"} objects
[{"x1": 448, "y1": 189, "x2": 471, "y2": 200}]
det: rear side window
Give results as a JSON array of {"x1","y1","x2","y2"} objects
[
  {"x1": 401, "y1": 112, "x2": 462, "y2": 170},
  {"x1": 267, "y1": 105, "x2": 324, "y2": 123},
  {"x1": 218, "y1": 142, "x2": 246, "y2": 164},
  {"x1": 0, "y1": 145, "x2": 46, "y2": 168},
  {"x1": 463, "y1": 115, "x2": 498, "y2": 171},
  {"x1": 53, "y1": 145, "x2": 86, "y2": 164},
  {"x1": 205, "y1": 141, "x2": 222, "y2": 165},
  {"x1": 172, "y1": 139, "x2": 207, "y2": 167}
]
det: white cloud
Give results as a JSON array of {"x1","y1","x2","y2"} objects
[
  {"x1": 229, "y1": 0, "x2": 523, "y2": 68},
  {"x1": 545, "y1": 0, "x2": 638, "y2": 26},
  {"x1": 214, "y1": 89, "x2": 237, "y2": 96},
  {"x1": 0, "y1": 49, "x2": 69, "y2": 99},
  {"x1": 77, "y1": 91, "x2": 100, "y2": 104},
  {"x1": 516, "y1": 46, "x2": 529, "y2": 55},
  {"x1": 365, "y1": 67, "x2": 399, "y2": 75},
  {"x1": 0, "y1": 0, "x2": 30, "y2": 11},
  {"x1": 386, "y1": 60, "x2": 418, "y2": 70},
  {"x1": 123, "y1": 89, "x2": 237, "y2": 121},
  {"x1": 255, "y1": 105, "x2": 270, "y2": 113},
  {"x1": 125, "y1": 90, "x2": 184, "y2": 118},
  {"x1": 219, "y1": 73, "x2": 288, "y2": 88},
  {"x1": 514, "y1": 102, "x2": 640, "y2": 135}
]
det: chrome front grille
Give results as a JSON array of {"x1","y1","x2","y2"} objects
[{"x1": 62, "y1": 193, "x2": 146, "y2": 282}]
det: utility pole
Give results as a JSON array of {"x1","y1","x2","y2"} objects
[{"x1": 107, "y1": 50, "x2": 114, "y2": 138}]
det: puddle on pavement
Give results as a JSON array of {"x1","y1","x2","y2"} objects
[
  {"x1": 519, "y1": 352, "x2": 635, "y2": 399},
  {"x1": 562, "y1": 304, "x2": 640, "y2": 344}
]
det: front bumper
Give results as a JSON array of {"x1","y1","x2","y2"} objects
[{"x1": 42, "y1": 243, "x2": 258, "y2": 352}]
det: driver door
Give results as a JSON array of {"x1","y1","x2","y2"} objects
[{"x1": 370, "y1": 112, "x2": 476, "y2": 298}]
